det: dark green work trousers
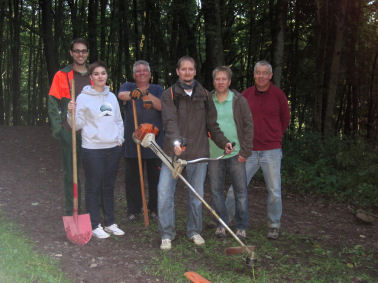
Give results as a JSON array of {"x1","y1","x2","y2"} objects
[{"x1": 60, "y1": 127, "x2": 82, "y2": 215}]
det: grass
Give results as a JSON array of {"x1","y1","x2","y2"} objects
[
  {"x1": 0, "y1": 194, "x2": 376, "y2": 282},
  {"x1": 129, "y1": 216, "x2": 378, "y2": 283},
  {"x1": 0, "y1": 213, "x2": 70, "y2": 283},
  {"x1": 0, "y1": 209, "x2": 376, "y2": 283}
]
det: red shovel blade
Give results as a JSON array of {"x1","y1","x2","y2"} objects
[
  {"x1": 63, "y1": 213, "x2": 92, "y2": 245},
  {"x1": 184, "y1": 271, "x2": 212, "y2": 283}
]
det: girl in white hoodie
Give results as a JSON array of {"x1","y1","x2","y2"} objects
[{"x1": 68, "y1": 61, "x2": 125, "y2": 239}]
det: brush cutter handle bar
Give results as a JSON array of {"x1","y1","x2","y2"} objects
[
  {"x1": 186, "y1": 155, "x2": 225, "y2": 164},
  {"x1": 186, "y1": 142, "x2": 236, "y2": 164}
]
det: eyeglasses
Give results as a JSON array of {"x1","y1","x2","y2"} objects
[{"x1": 72, "y1": 49, "x2": 88, "y2": 54}]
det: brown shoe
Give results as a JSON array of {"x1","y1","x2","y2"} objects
[{"x1": 267, "y1": 228, "x2": 280, "y2": 239}]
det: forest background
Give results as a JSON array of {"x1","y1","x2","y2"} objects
[{"x1": 0, "y1": 0, "x2": 377, "y2": 208}]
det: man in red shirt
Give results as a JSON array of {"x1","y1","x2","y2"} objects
[{"x1": 226, "y1": 60, "x2": 290, "y2": 239}]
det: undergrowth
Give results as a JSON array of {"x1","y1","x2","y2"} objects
[{"x1": 282, "y1": 133, "x2": 378, "y2": 208}]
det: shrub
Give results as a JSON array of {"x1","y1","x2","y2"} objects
[{"x1": 282, "y1": 133, "x2": 378, "y2": 208}]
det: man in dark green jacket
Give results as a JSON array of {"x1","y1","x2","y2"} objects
[{"x1": 48, "y1": 38, "x2": 91, "y2": 215}]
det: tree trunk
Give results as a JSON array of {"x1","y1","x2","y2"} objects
[
  {"x1": 202, "y1": 0, "x2": 224, "y2": 88},
  {"x1": 313, "y1": 0, "x2": 329, "y2": 133},
  {"x1": 323, "y1": 0, "x2": 348, "y2": 135},
  {"x1": 245, "y1": 1, "x2": 257, "y2": 87},
  {"x1": 0, "y1": 0, "x2": 6, "y2": 124},
  {"x1": 100, "y1": 0, "x2": 107, "y2": 59},
  {"x1": 54, "y1": 0, "x2": 64, "y2": 56},
  {"x1": 27, "y1": 1, "x2": 37, "y2": 124},
  {"x1": 88, "y1": 0, "x2": 98, "y2": 62},
  {"x1": 67, "y1": 0, "x2": 78, "y2": 38},
  {"x1": 367, "y1": 50, "x2": 378, "y2": 140},
  {"x1": 133, "y1": 0, "x2": 140, "y2": 60},
  {"x1": 39, "y1": 0, "x2": 59, "y2": 84},
  {"x1": 9, "y1": 0, "x2": 21, "y2": 125},
  {"x1": 271, "y1": 0, "x2": 288, "y2": 88}
]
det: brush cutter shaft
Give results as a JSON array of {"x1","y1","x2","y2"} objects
[{"x1": 140, "y1": 134, "x2": 254, "y2": 258}]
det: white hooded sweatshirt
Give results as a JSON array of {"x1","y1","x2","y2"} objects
[{"x1": 68, "y1": 85, "x2": 124, "y2": 149}]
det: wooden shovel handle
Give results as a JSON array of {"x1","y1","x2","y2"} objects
[
  {"x1": 132, "y1": 99, "x2": 149, "y2": 227},
  {"x1": 71, "y1": 79, "x2": 78, "y2": 214}
]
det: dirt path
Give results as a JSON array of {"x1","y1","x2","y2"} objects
[{"x1": 0, "y1": 126, "x2": 377, "y2": 282}]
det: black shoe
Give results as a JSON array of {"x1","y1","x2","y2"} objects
[
  {"x1": 215, "y1": 227, "x2": 226, "y2": 238},
  {"x1": 150, "y1": 212, "x2": 158, "y2": 220},
  {"x1": 267, "y1": 228, "x2": 280, "y2": 239},
  {"x1": 127, "y1": 213, "x2": 139, "y2": 222}
]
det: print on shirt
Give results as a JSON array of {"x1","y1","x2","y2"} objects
[{"x1": 99, "y1": 102, "x2": 113, "y2": 117}]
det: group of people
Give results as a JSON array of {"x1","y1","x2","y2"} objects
[{"x1": 48, "y1": 38, "x2": 290, "y2": 248}]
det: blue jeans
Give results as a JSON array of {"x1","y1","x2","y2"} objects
[
  {"x1": 158, "y1": 162, "x2": 207, "y2": 240},
  {"x1": 82, "y1": 146, "x2": 122, "y2": 228},
  {"x1": 226, "y1": 149, "x2": 282, "y2": 229},
  {"x1": 209, "y1": 155, "x2": 248, "y2": 230}
]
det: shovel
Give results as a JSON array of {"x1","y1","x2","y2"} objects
[
  {"x1": 62, "y1": 79, "x2": 92, "y2": 245},
  {"x1": 131, "y1": 88, "x2": 149, "y2": 227}
]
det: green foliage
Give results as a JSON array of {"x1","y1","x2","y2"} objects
[
  {"x1": 282, "y1": 132, "x2": 378, "y2": 208},
  {"x1": 0, "y1": 213, "x2": 70, "y2": 283}
]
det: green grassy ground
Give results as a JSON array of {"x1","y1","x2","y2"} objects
[
  {"x1": 0, "y1": 213, "x2": 70, "y2": 283},
  {"x1": 140, "y1": 217, "x2": 377, "y2": 282},
  {"x1": 0, "y1": 208, "x2": 376, "y2": 282}
]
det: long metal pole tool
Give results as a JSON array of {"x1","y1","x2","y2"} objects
[{"x1": 138, "y1": 133, "x2": 256, "y2": 264}]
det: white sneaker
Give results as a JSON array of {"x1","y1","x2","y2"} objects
[
  {"x1": 160, "y1": 239, "x2": 172, "y2": 250},
  {"x1": 190, "y1": 234, "x2": 205, "y2": 246},
  {"x1": 104, "y1": 224, "x2": 125, "y2": 236},
  {"x1": 92, "y1": 224, "x2": 110, "y2": 239}
]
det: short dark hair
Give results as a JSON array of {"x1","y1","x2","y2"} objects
[
  {"x1": 176, "y1": 56, "x2": 196, "y2": 69},
  {"x1": 70, "y1": 38, "x2": 88, "y2": 51},
  {"x1": 88, "y1": 60, "x2": 107, "y2": 75},
  {"x1": 212, "y1": 66, "x2": 232, "y2": 80}
]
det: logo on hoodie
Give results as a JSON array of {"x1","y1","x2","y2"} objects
[{"x1": 99, "y1": 102, "x2": 113, "y2": 117}]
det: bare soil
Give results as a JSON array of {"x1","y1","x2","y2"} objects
[{"x1": 0, "y1": 126, "x2": 377, "y2": 283}]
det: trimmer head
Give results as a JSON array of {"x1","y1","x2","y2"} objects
[{"x1": 225, "y1": 245, "x2": 257, "y2": 266}]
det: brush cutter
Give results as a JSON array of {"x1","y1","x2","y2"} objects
[
  {"x1": 133, "y1": 124, "x2": 256, "y2": 265},
  {"x1": 62, "y1": 79, "x2": 92, "y2": 245}
]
